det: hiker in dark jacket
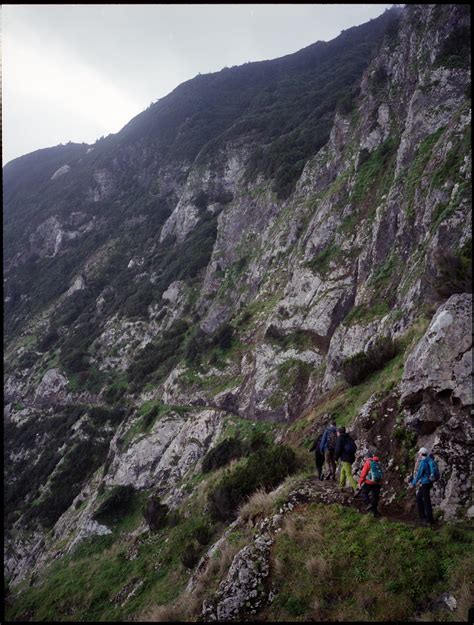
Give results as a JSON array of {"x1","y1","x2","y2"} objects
[
  {"x1": 319, "y1": 422, "x2": 337, "y2": 480},
  {"x1": 358, "y1": 450, "x2": 383, "y2": 517},
  {"x1": 309, "y1": 432, "x2": 325, "y2": 480},
  {"x1": 335, "y1": 427, "x2": 358, "y2": 493},
  {"x1": 410, "y1": 447, "x2": 434, "y2": 526}
]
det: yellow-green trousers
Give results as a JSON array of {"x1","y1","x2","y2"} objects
[{"x1": 339, "y1": 461, "x2": 357, "y2": 491}]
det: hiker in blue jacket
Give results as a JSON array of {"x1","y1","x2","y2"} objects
[
  {"x1": 319, "y1": 422, "x2": 337, "y2": 480},
  {"x1": 410, "y1": 447, "x2": 435, "y2": 526}
]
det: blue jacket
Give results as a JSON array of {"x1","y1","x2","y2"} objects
[
  {"x1": 319, "y1": 426, "x2": 337, "y2": 453},
  {"x1": 412, "y1": 457, "x2": 432, "y2": 486}
]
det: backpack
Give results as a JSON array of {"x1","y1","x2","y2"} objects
[
  {"x1": 327, "y1": 429, "x2": 337, "y2": 452},
  {"x1": 367, "y1": 459, "x2": 383, "y2": 483},
  {"x1": 344, "y1": 436, "x2": 357, "y2": 457},
  {"x1": 427, "y1": 455, "x2": 440, "y2": 482}
]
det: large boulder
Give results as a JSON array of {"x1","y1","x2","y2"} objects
[
  {"x1": 34, "y1": 369, "x2": 69, "y2": 407},
  {"x1": 400, "y1": 294, "x2": 472, "y2": 408},
  {"x1": 399, "y1": 293, "x2": 473, "y2": 520}
]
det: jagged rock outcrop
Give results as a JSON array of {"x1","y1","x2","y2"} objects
[
  {"x1": 105, "y1": 409, "x2": 223, "y2": 492},
  {"x1": 400, "y1": 294, "x2": 472, "y2": 408},
  {"x1": 33, "y1": 369, "x2": 69, "y2": 407}
]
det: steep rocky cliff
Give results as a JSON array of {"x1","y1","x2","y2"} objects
[{"x1": 4, "y1": 5, "x2": 472, "y2": 622}]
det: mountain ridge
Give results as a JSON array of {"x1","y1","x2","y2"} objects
[{"x1": 4, "y1": 4, "x2": 472, "y2": 622}]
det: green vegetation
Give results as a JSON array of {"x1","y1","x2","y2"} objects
[
  {"x1": 343, "y1": 301, "x2": 391, "y2": 326},
  {"x1": 4, "y1": 404, "x2": 124, "y2": 530},
  {"x1": 208, "y1": 444, "x2": 297, "y2": 521},
  {"x1": 201, "y1": 437, "x2": 245, "y2": 473},
  {"x1": 5, "y1": 506, "x2": 219, "y2": 622},
  {"x1": 431, "y1": 238, "x2": 472, "y2": 300},
  {"x1": 351, "y1": 135, "x2": 400, "y2": 209},
  {"x1": 263, "y1": 503, "x2": 473, "y2": 622},
  {"x1": 93, "y1": 485, "x2": 138, "y2": 526},
  {"x1": 265, "y1": 326, "x2": 319, "y2": 351},
  {"x1": 120, "y1": 403, "x2": 189, "y2": 450},
  {"x1": 434, "y1": 18, "x2": 471, "y2": 69},
  {"x1": 431, "y1": 124, "x2": 471, "y2": 190},
  {"x1": 341, "y1": 336, "x2": 398, "y2": 386},
  {"x1": 402, "y1": 126, "x2": 445, "y2": 217},
  {"x1": 306, "y1": 243, "x2": 342, "y2": 275},
  {"x1": 291, "y1": 318, "x2": 430, "y2": 431},
  {"x1": 202, "y1": 430, "x2": 269, "y2": 473},
  {"x1": 368, "y1": 251, "x2": 400, "y2": 295}
]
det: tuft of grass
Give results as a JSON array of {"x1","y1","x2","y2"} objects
[
  {"x1": 351, "y1": 135, "x2": 400, "y2": 209},
  {"x1": 343, "y1": 301, "x2": 391, "y2": 326},
  {"x1": 238, "y1": 488, "x2": 279, "y2": 526}
]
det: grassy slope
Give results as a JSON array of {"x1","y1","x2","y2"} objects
[{"x1": 6, "y1": 317, "x2": 472, "y2": 623}]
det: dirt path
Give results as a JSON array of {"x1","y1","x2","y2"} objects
[{"x1": 293, "y1": 477, "x2": 430, "y2": 528}]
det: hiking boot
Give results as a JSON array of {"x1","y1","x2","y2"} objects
[
  {"x1": 419, "y1": 519, "x2": 429, "y2": 527},
  {"x1": 365, "y1": 504, "x2": 373, "y2": 512},
  {"x1": 372, "y1": 510, "x2": 380, "y2": 518},
  {"x1": 353, "y1": 490, "x2": 361, "y2": 498}
]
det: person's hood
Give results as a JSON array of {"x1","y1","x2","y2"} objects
[{"x1": 368, "y1": 455, "x2": 379, "y2": 461}]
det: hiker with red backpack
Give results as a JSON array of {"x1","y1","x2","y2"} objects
[
  {"x1": 334, "y1": 427, "x2": 358, "y2": 493},
  {"x1": 410, "y1": 447, "x2": 439, "y2": 527},
  {"x1": 357, "y1": 450, "x2": 383, "y2": 517},
  {"x1": 319, "y1": 422, "x2": 337, "y2": 480}
]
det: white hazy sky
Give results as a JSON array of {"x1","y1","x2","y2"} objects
[{"x1": 2, "y1": 4, "x2": 393, "y2": 164}]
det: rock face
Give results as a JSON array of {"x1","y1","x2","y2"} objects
[
  {"x1": 398, "y1": 294, "x2": 473, "y2": 520},
  {"x1": 2, "y1": 3, "x2": 472, "y2": 594},
  {"x1": 400, "y1": 294, "x2": 472, "y2": 408},
  {"x1": 106, "y1": 409, "x2": 223, "y2": 493},
  {"x1": 34, "y1": 369, "x2": 69, "y2": 407}
]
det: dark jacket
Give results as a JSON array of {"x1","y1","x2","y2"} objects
[
  {"x1": 335, "y1": 433, "x2": 356, "y2": 464},
  {"x1": 309, "y1": 434, "x2": 324, "y2": 461},
  {"x1": 319, "y1": 426, "x2": 337, "y2": 453}
]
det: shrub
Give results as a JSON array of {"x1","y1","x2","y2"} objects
[
  {"x1": 93, "y1": 485, "x2": 136, "y2": 525},
  {"x1": 431, "y1": 241, "x2": 472, "y2": 300},
  {"x1": 248, "y1": 430, "x2": 269, "y2": 453},
  {"x1": 341, "y1": 336, "x2": 397, "y2": 386},
  {"x1": 238, "y1": 487, "x2": 277, "y2": 524},
  {"x1": 88, "y1": 405, "x2": 125, "y2": 425},
  {"x1": 103, "y1": 382, "x2": 127, "y2": 403},
  {"x1": 181, "y1": 543, "x2": 201, "y2": 569},
  {"x1": 30, "y1": 437, "x2": 110, "y2": 529},
  {"x1": 193, "y1": 190, "x2": 208, "y2": 212},
  {"x1": 142, "y1": 405, "x2": 159, "y2": 429},
  {"x1": 192, "y1": 522, "x2": 213, "y2": 546},
  {"x1": 38, "y1": 329, "x2": 59, "y2": 352},
  {"x1": 208, "y1": 444, "x2": 297, "y2": 522},
  {"x1": 212, "y1": 323, "x2": 234, "y2": 351},
  {"x1": 143, "y1": 496, "x2": 169, "y2": 532},
  {"x1": 201, "y1": 437, "x2": 244, "y2": 473}
]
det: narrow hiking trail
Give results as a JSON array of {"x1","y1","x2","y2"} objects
[
  {"x1": 300, "y1": 476, "x2": 424, "y2": 527},
  {"x1": 199, "y1": 474, "x2": 433, "y2": 621}
]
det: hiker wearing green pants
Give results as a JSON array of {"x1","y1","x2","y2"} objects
[{"x1": 335, "y1": 427, "x2": 358, "y2": 492}]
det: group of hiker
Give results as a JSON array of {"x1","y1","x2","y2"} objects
[{"x1": 309, "y1": 422, "x2": 439, "y2": 526}]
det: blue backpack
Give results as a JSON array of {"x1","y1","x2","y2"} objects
[
  {"x1": 368, "y1": 459, "x2": 383, "y2": 483},
  {"x1": 427, "y1": 455, "x2": 440, "y2": 482}
]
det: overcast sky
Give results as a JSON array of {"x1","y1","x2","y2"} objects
[{"x1": 2, "y1": 4, "x2": 393, "y2": 165}]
